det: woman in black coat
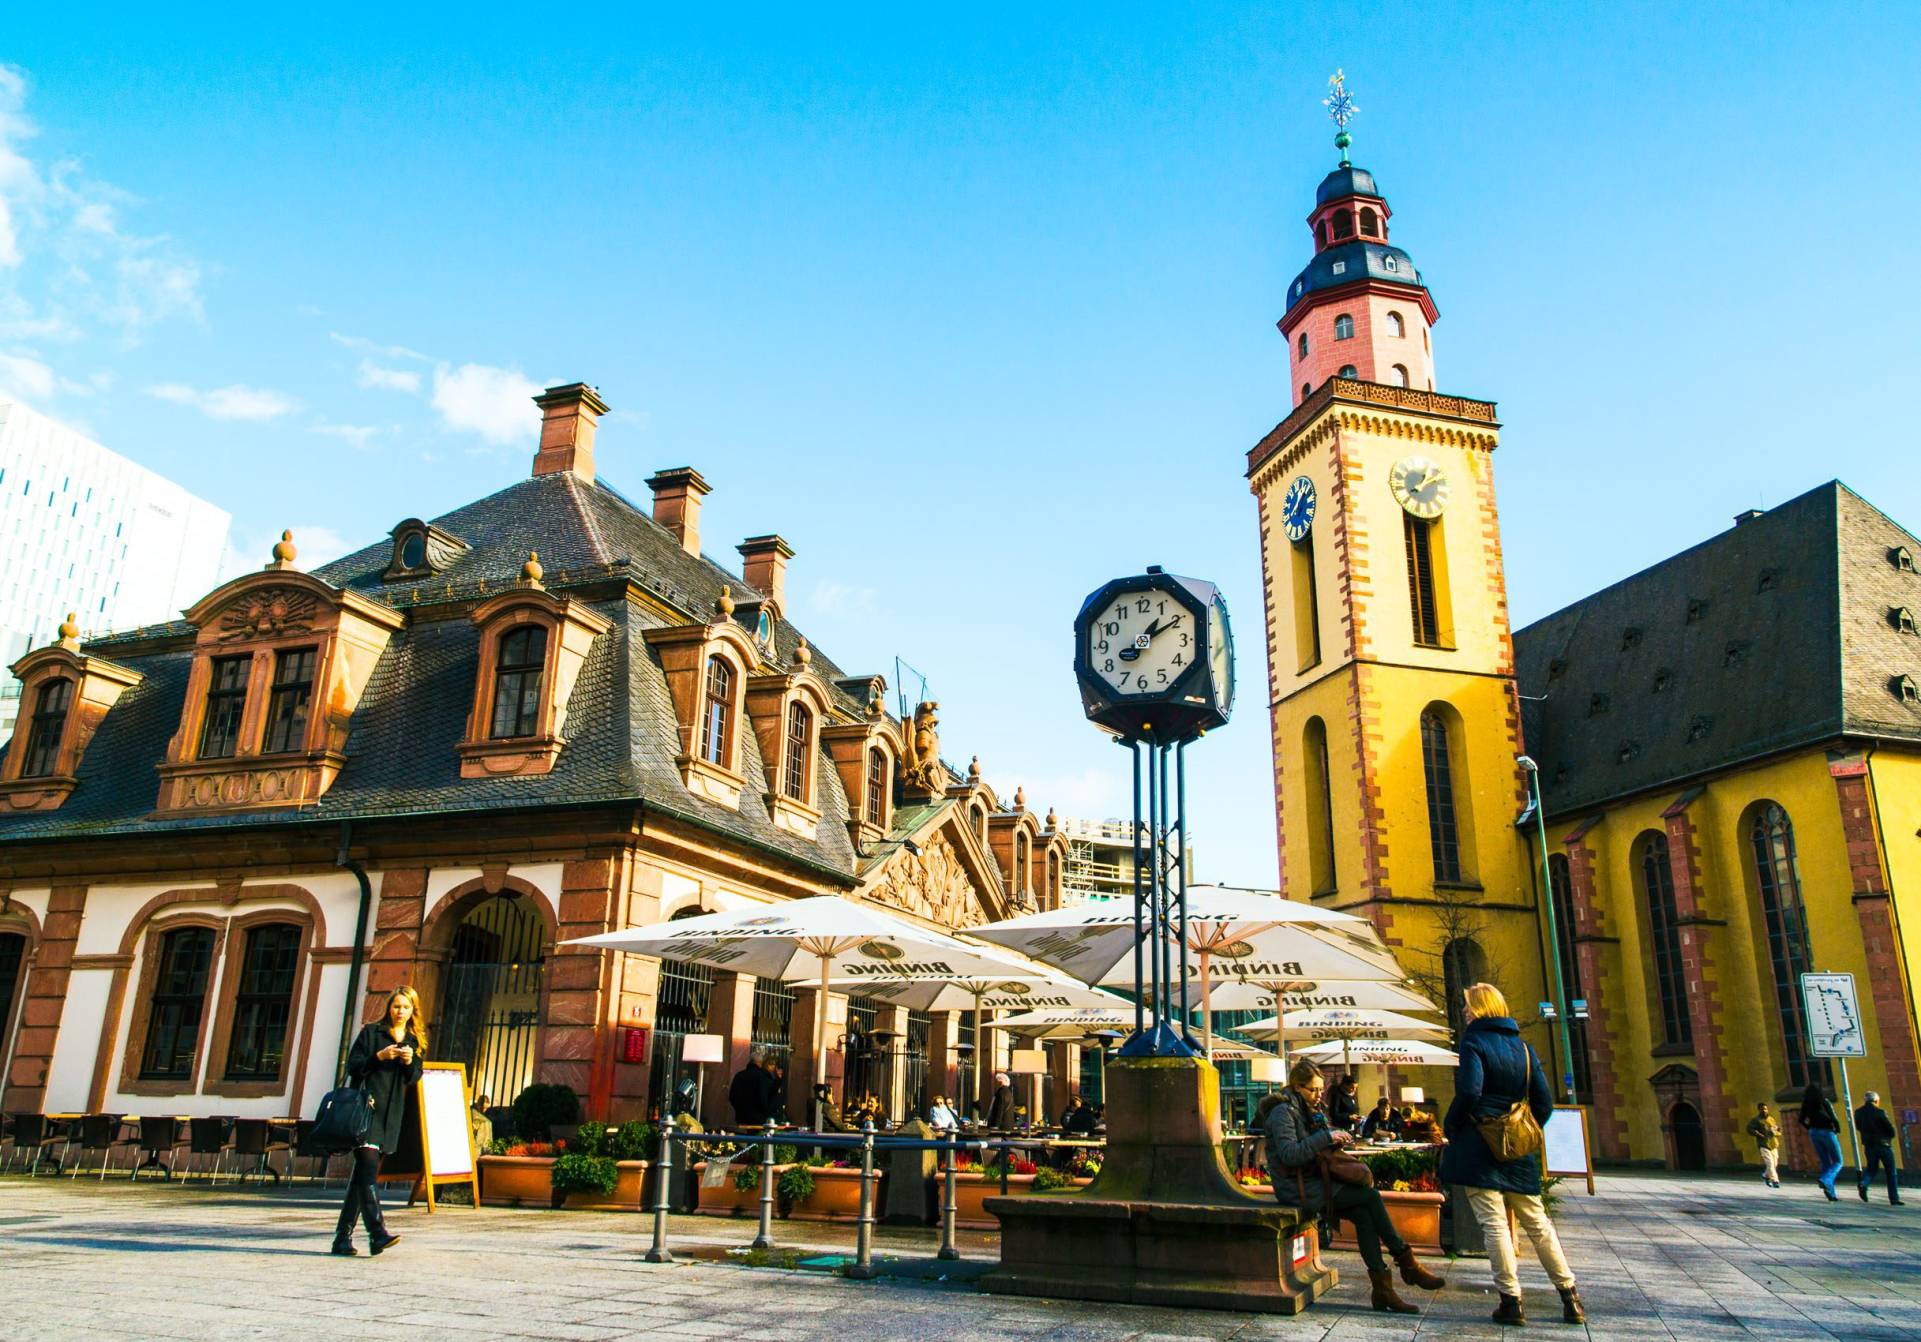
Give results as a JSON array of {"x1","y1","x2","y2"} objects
[
  {"x1": 1439, "y1": 981, "x2": 1582, "y2": 1326},
  {"x1": 332, "y1": 986, "x2": 425, "y2": 1256}
]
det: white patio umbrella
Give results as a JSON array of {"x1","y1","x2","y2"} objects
[
  {"x1": 1297, "y1": 1039, "x2": 1461, "y2": 1067},
  {"x1": 1239, "y1": 1008, "x2": 1454, "y2": 1044},
  {"x1": 973, "y1": 886, "x2": 1402, "y2": 1060},
  {"x1": 825, "y1": 971, "x2": 1129, "y2": 1108},
  {"x1": 569, "y1": 895, "x2": 1041, "y2": 1097},
  {"x1": 1201, "y1": 978, "x2": 1439, "y2": 1015},
  {"x1": 987, "y1": 1007, "x2": 1275, "y2": 1061}
]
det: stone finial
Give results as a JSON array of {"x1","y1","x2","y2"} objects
[
  {"x1": 1014, "y1": 785, "x2": 1026, "y2": 810},
  {"x1": 968, "y1": 755, "x2": 981, "y2": 782},
  {"x1": 267, "y1": 529, "x2": 298, "y2": 570},
  {"x1": 716, "y1": 584, "x2": 736, "y2": 618},
  {"x1": 794, "y1": 636, "x2": 812, "y2": 668},
  {"x1": 57, "y1": 610, "x2": 80, "y2": 648},
  {"x1": 521, "y1": 550, "x2": 545, "y2": 588},
  {"x1": 1045, "y1": 807, "x2": 1058, "y2": 830}
]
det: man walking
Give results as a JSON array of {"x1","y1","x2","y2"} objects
[
  {"x1": 986, "y1": 1070, "x2": 1017, "y2": 1131},
  {"x1": 1746, "y1": 1101, "x2": 1782, "y2": 1188},
  {"x1": 1855, "y1": 1091, "x2": 1903, "y2": 1206},
  {"x1": 728, "y1": 1047, "x2": 776, "y2": 1129}
]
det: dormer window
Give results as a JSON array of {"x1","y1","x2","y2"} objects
[
  {"x1": 700, "y1": 656, "x2": 734, "y2": 766},
  {"x1": 1588, "y1": 693, "x2": 1610, "y2": 717},
  {"x1": 490, "y1": 628, "x2": 547, "y2": 738},
  {"x1": 198, "y1": 656, "x2": 251, "y2": 760},
  {"x1": 1331, "y1": 260, "x2": 1347, "y2": 275},
  {"x1": 262, "y1": 648, "x2": 317, "y2": 754},
  {"x1": 1652, "y1": 668, "x2": 1673, "y2": 693},
  {"x1": 1621, "y1": 627, "x2": 1643, "y2": 651},
  {"x1": 1383, "y1": 255, "x2": 1398, "y2": 272},
  {"x1": 1686, "y1": 597, "x2": 1709, "y2": 624},
  {"x1": 1893, "y1": 546, "x2": 1915, "y2": 573},
  {"x1": 1892, "y1": 607, "x2": 1917, "y2": 635},
  {"x1": 782, "y1": 700, "x2": 813, "y2": 802},
  {"x1": 383, "y1": 520, "x2": 468, "y2": 580},
  {"x1": 20, "y1": 677, "x2": 72, "y2": 778},
  {"x1": 1895, "y1": 674, "x2": 1920, "y2": 705}
]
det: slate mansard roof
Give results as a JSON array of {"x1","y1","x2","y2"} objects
[
  {"x1": 1513, "y1": 482, "x2": 1921, "y2": 818},
  {"x1": 0, "y1": 469, "x2": 887, "y2": 879}
]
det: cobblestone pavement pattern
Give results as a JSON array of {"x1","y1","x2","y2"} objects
[{"x1": 1, "y1": 1172, "x2": 1916, "y2": 1340}]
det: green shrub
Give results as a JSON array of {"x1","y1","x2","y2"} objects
[
  {"x1": 609, "y1": 1121, "x2": 657, "y2": 1161},
  {"x1": 773, "y1": 1143, "x2": 799, "y2": 1164},
  {"x1": 1031, "y1": 1166, "x2": 1075, "y2": 1192},
  {"x1": 1361, "y1": 1147, "x2": 1438, "y2": 1185},
  {"x1": 571, "y1": 1121, "x2": 608, "y2": 1157},
  {"x1": 777, "y1": 1163, "x2": 816, "y2": 1207},
  {"x1": 550, "y1": 1152, "x2": 619, "y2": 1197},
  {"x1": 734, "y1": 1162, "x2": 765, "y2": 1191},
  {"x1": 512, "y1": 1083, "x2": 581, "y2": 1142},
  {"x1": 482, "y1": 1137, "x2": 510, "y2": 1156}
]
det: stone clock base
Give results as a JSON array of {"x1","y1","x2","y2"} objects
[{"x1": 979, "y1": 1056, "x2": 1336, "y2": 1314}]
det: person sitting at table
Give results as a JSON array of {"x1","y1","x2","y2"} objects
[
  {"x1": 813, "y1": 1084, "x2": 854, "y2": 1133},
  {"x1": 1061, "y1": 1093, "x2": 1099, "y2": 1137},
  {"x1": 1362, "y1": 1096, "x2": 1397, "y2": 1140},
  {"x1": 927, "y1": 1095, "x2": 959, "y2": 1130},
  {"x1": 470, "y1": 1093, "x2": 495, "y2": 1149}
]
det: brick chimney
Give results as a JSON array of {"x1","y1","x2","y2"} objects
[
  {"x1": 531, "y1": 382, "x2": 608, "y2": 483},
  {"x1": 646, "y1": 467, "x2": 712, "y2": 556},
  {"x1": 737, "y1": 535, "x2": 794, "y2": 611}
]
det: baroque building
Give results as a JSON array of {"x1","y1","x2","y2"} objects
[
  {"x1": 1251, "y1": 142, "x2": 1921, "y2": 1174},
  {"x1": 0, "y1": 383, "x2": 1069, "y2": 1128}
]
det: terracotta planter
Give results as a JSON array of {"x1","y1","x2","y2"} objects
[
  {"x1": 953, "y1": 1171, "x2": 1036, "y2": 1228},
  {"x1": 478, "y1": 1155, "x2": 555, "y2": 1207},
  {"x1": 694, "y1": 1161, "x2": 793, "y2": 1216},
  {"x1": 558, "y1": 1160, "x2": 653, "y2": 1211},
  {"x1": 789, "y1": 1165, "x2": 869, "y2": 1221},
  {"x1": 1330, "y1": 1189, "x2": 1445, "y2": 1252}
]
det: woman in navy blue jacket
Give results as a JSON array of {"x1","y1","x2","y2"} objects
[{"x1": 1440, "y1": 982, "x2": 1584, "y2": 1327}]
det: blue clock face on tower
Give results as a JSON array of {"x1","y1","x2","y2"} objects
[{"x1": 1281, "y1": 476, "x2": 1317, "y2": 543}]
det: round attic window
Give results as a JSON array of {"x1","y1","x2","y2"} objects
[
  {"x1": 400, "y1": 533, "x2": 426, "y2": 570},
  {"x1": 756, "y1": 608, "x2": 774, "y2": 646}
]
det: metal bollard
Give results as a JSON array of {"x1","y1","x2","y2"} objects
[
  {"x1": 752, "y1": 1133, "x2": 776, "y2": 1250},
  {"x1": 645, "y1": 1124, "x2": 675, "y2": 1263},
  {"x1": 847, "y1": 1129, "x2": 879, "y2": 1279},
  {"x1": 998, "y1": 1141, "x2": 1010, "y2": 1196},
  {"x1": 937, "y1": 1139, "x2": 959, "y2": 1261}
]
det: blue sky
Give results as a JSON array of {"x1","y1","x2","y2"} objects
[{"x1": 3, "y1": 6, "x2": 1918, "y2": 888}]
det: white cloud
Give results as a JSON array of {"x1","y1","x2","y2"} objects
[
  {"x1": 310, "y1": 421, "x2": 378, "y2": 447},
  {"x1": 0, "y1": 350, "x2": 54, "y2": 400},
  {"x1": 430, "y1": 361, "x2": 540, "y2": 444},
  {"x1": 356, "y1": 359, "x2": 420, "y2": 393},
  {"x1": 148, "y1": 381, "x2": 299, "y2": 421},
  {"x1": 810, "y1": 579, "x2": 879, "y2": 619},
  {"x1": 328, "y1": 330, "x2": 431, "y2": 363},
  {"x1": 220, "y1": 523, "x2": 353, "y2": 582},
  {"x1": 0, "y1": 65, "x2": 203, "y2": 340}
]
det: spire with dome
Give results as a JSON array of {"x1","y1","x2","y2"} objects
[{"x1": 1279, "y1": 73, "x2": 1441, "y2": 405}]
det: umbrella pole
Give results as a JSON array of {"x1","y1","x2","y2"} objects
[
  {"x1": 1199, "y1": 949, "x2": 1214, "y2": 1063},
  {"x1": 1274, "y1": 986, "x2": 1287, "y2": 1076},
  {"x1": 973, "y1": 1003, "x2": 985, "y2": 1114},
  {"x1": 814, "y1": 954, "x2": 832, "y2": 1121}
]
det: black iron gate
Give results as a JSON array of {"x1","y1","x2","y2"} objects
[{"x1": 432, "y1": 895, "x2": 545, "y2": 1108}]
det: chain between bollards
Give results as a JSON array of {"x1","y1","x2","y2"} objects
[
  {"x1": 937, "y1": 1138, "x2": 959, "y2": 1261},
  {"x1": 848, "y1": 1127, "x2": 879, "y2": 1279},
  {"x1": 644, "y1": 1123, "x2": 674, "y2": 1263},
  {"x1": 751, "y1": 1127, "x2": 776, "y2": 1250}
]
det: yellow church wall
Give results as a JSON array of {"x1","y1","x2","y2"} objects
[
  {"x1": 1865, "y1": 748, "x2": 1921, "y2": 1046},
  {"x1": 1564, "y1": 748, "x2": 1905, "y2": 1165}
]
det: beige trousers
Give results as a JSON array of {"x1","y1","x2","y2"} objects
[
  {"x1": 1760, "y1": 1147, "x2": 1780, "y2": 1182},
  {"x1": 1465, "y1": 1187, "x2": 1575, "y2": 1296}
]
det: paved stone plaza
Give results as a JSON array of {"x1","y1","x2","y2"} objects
[{"x1": 0, "y1": 1171, "x2": 1915, "y2": 1340}]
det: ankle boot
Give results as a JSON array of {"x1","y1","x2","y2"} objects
[
  {"x1": 1492, "y1": 1293, "x2": 1526, "y2": 1325},
  {"x1": 1393, "y1": 1243, "x2": 1445, "y2": 1290},
  {"x1": 361, "y1": 1186, "x2": 400, "y2": 1255},
  {"x1": 1559, "y1": 1285, "x2": 1584, "y2": 1323},
  {"x1": 1369, "y1": 1268, "x2": 1419, "y2": 1314}
]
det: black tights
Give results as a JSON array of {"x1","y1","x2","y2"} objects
[
  {"x1": 1322, "y1": 1182, "x2": 1407, "y2": 1273},
  {"x1": 333, "y1": 1147, "x2": 388, "y2": 1246}
]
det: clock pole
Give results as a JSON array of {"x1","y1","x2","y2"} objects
[{"x1": 1130, "y1": 738, "x2": 1146, "y2": 1040}]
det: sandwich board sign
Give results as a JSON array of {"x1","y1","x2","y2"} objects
[
  {"x1": 1542, "y1": 1106, "x2": 1595, "y2": 1195},
  {"x1": 1800, "y1": 973, "x2": 1867, "y2": 1057},
  {"x1": 382, "y1": 1061, "x2": 479, "y2": 1212}
]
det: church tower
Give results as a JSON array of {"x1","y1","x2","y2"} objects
[{"x1": 1247, "y1": 79, "x2": 1548, "y2": 1045}]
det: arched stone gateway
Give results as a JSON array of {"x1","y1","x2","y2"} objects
[
  {"x1": 1668, "y1": 1101, "x2": 1706, "y2": 1171},
  {"x1": 427, "y1": 889, "x2": 551, "y2": 1109}
]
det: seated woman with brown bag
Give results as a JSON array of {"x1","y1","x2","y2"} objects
[{"x1": 1258, "y1": 1059, "x2": 1445, "y2": 1314}]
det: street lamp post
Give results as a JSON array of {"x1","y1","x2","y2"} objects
[{"x1": 1519, "y1": 754, "x2": 1578, "y2": 1104}]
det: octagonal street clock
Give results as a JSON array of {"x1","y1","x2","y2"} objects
[{"x1": 1073, "y1": 567, "x2": 1234, "y2": 743}]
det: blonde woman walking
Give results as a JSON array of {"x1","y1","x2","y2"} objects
[
  {"x1": 1439, "y1": 982, "x2": 1583, "y2": 1326},
  {"x1": 332, "y1": 986, "x2": 426, "y2": 1256}
]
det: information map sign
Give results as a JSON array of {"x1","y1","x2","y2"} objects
[{"x1": 1800, "y1": 972, "x2": 1868, "y2": 1058}]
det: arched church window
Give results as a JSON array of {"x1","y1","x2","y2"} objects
[
  {"x1": 1359, "y1": 207, "x2": 1379, "y2": 236},
  {"x1": 1334, "y1": 314, "x2": 1355, "y2": 341},
  {"x1": 1749, "y1": 803, "x2": 1822, "y2": 1087},
  {"x1": 1297, "y1": 332, "x2": 1308, "y2": 361},
  {"x1": 1386, "y1": 311, "x2": 1405, "y2": 337},
  {"x1": 1338, "y1": 365, "x2": 1357, "y2": 379},
  {"x1": 1635, "y1": 831, "x2": 1691, "y2": 1048},
  {"x1": 1391, "y1": 364, "x2": 1409, "y2": 387},
  {"x1": 1420, "y1": 710, "x2": 1464, "y2": 884}
]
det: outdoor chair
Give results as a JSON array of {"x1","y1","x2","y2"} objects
[
  {"x1": 8, "y1": 1114, "x2": 71, "y2": 1176},
  {"x1": 187, "y1": 1116, "x2": 234, "y2": 1183},
  {"x1": 67, "y1": 1113, "x2": 136, "y2": 1179},
  {"x1": 230, "y1": 1118, "x2": 288, "y2": 1185},
  {"x1": 133, "y1": 1116, "x2": 189, "y2": 1180},
  {"x1": 290, "y1": 1118, "x2": 328, "y2": 1184}
]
